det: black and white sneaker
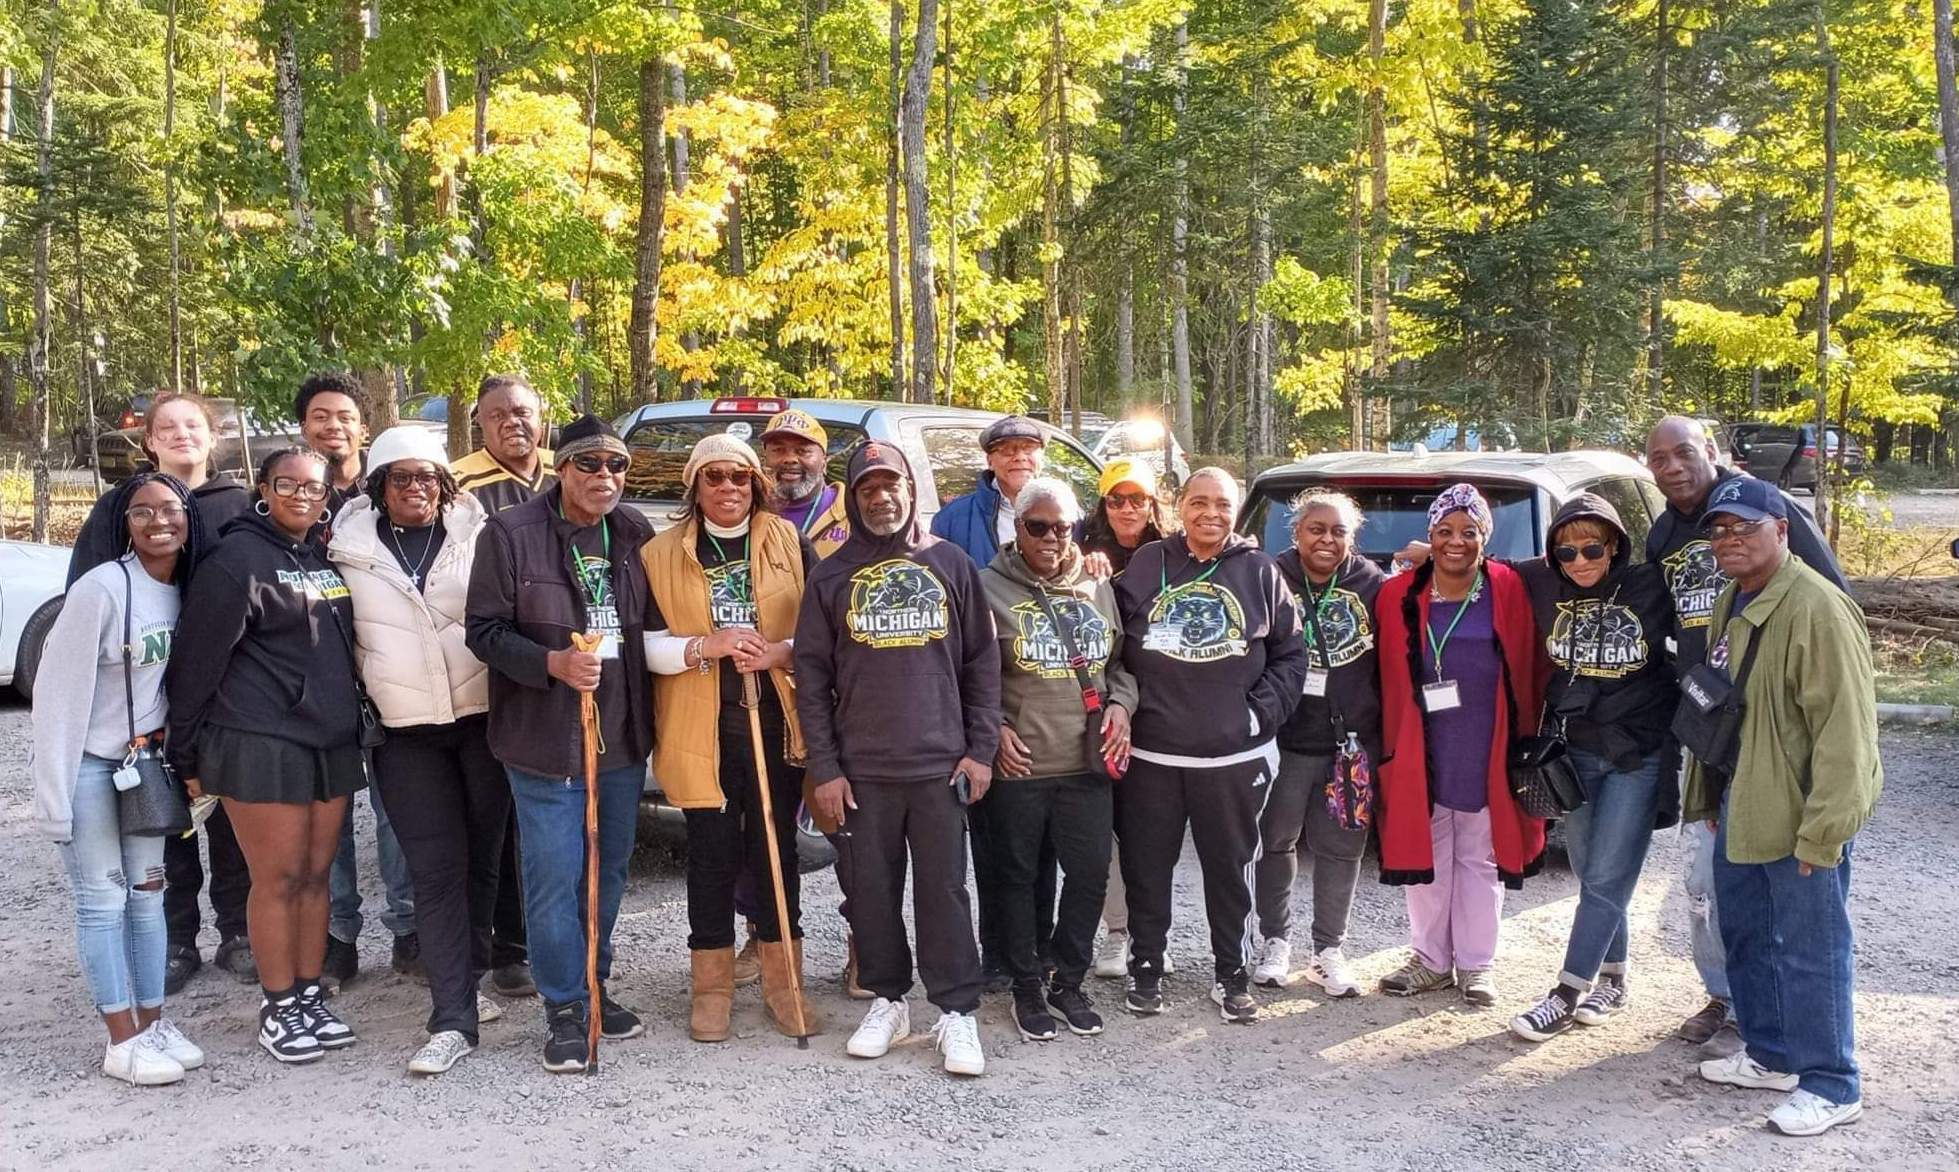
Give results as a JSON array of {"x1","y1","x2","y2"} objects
[
  {"x1": 1013, "y1": 983, "x2": 1058, "y2": 1041},
  {"x1": 1573, "y1": 976, "x2": 1627, "y2": 1026},
  {"x1": 1125, "y1": 966, "x2": 1165, "y2": 1016},
  {"x1": 1047, "y1": 984, "x2": 1104, "y2": 1036},
  {"x1": 543, "y1": 1001, "x2": 589, "y2": 1073},
  {"x1": 1210, "y1": 971, "x2": 1258, "y2": 1024},
  {"x1": 1510, "y1": 986, "x2": 1578, "y2": 1042},
  {"x1": 296, "y1": 982, "x2": 356, "y2": 1048},
  {"x1": 599, "y1": 988, "x2": 645, "y2": 1040},
  {"x1": 258, "y1": 993, "x2": 325, "y2": 1064}
]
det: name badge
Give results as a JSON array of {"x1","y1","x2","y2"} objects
[
  {"x1": 1303, "y1": 669, "x2": 1329, "y2": 697},
  {"x1": 1142, "y1": 622, "x2": 1183, "y2": 653},
  {"x1": 597, "y1": 634, "x2": 621, "y2": 660},
  {"x1": 1423, "y1": 680, "x2": 1462, "y2": 712}
]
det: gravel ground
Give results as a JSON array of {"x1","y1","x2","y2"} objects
[{"x1": 1, "y1": 695, "x2": 1954, "y2": 1171}]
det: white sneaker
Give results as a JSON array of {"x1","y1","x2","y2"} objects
[
  {"x1": 408, "y1": 1030, "x2": 476, "y2": 1075},
  {"x1": 147, "y1": 1019, "x2": 205, "y2": 1070},
  {"x1": 1767, "y1": 1088, "x2": 1863, "y2": 1136},
  {"x1": 476, "y1": 991, "x2": 503, "y2": 1024},
  {"x1": 1252, "y1": 937, "x2": 1292, "y2": 988},
  {"x1": 103, "y1": 1032, "x2": 185, "y2": 1086},
  {"x1": 933, "y1": 1011, "x2": 985, "y2": 1076},
  {"x1": 1093, "y1": 931, "x2": 1129, "y2": 980},
  {"x1": 846, "y1": 997, "x2": 911, "y2": 1059},
  {"x1": 1303, "y1": 947, "x2": 1361, "y2": 998},
  {"x1": 1700, "y1": 1049, "x2": 1800, "y2": 1091}
]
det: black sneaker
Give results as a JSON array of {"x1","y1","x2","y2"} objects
[
  {"x1": 599, "y1": 988, "x2": 645, "y2": 1040},
  {"x1": 543, "y1": 1001, "x2": 589, "y2": 1073},
  {"x1": 1047, "y1": 983, "x2": 1105, "y2": 1036},
  {"x1": 1510, "y1": 985, "x2": 1579, "y2": 1042},
  {"x1": 1125, "y1": 965, "x2": 1165, "y2": 1016},
  {"x1": 321, "y1": 935, "x2": 358, "y2": 994},
  {"x1": 1013, "y1": 983, "x2": 1058, "y2": 1041},
  {"x1": 1210, "y1": 971, "x2": 1258, "y2": 1024},
  {"x1": 163, "y1": 946, "x2": 201, "y2": 996},
  {"x1": 296, "y1": 982, "x2": 357, "y2": 1048},
  {"x1": 1573, "y1": 976, "x2": 1628, "y2": 1026},
  {"x1": 491, "y1": 962, "x2": 536, "y2": 998},
  {"x1": 258, "y1": 993, "x2": 325, "y2": 1064},
  {"x1": 214, "y1": 935, "x2": 257, "y2": 983},
  {"x1": 391, "y1": 932, "x2": 427, "y2": 984}
]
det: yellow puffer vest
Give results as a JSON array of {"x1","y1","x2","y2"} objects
[{"x1": 641, "y1": 513, "x2": 807, "y2": 808}]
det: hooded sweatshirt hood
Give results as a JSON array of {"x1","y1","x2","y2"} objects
[
  {"x1": 1544, "y1": 492, "x2": 1632, "y2": 595},
  {"x1": 834, "y1": 441, "x2": 927, "y2": 564}
]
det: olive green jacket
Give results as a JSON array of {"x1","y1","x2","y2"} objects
[{"x1": 1683, "y1": 553, "x2": 1881, "y2": 868}]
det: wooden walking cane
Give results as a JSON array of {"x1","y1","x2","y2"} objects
[
  {"x1": 571, "y1": 631, "x2": 605, "y2": 1074},
  {"x1": 741, "y1": 668, "x2": 810, "y2": 1047}
]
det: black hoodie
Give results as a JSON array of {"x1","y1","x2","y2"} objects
[
  {"x1": 165, "y1": 507, "x2": 363, "y2": 777},
  {"x1": 67, "y1": 474, "x2": 250, "y2": 586},
  {"x1": 792, "y1": 445, "x2": 1001, "y2": 785},
  {"x1": 1115, "y1": 533, "x2": 1307, "y2": 760},
  {"x1": 1275, "y1": 550, "x2": 1385, "y2": 757},
  {"x1": 1519, "y1": 493, "x2": 1677, "y2": 770}
]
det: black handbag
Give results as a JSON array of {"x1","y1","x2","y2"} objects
[
  {"x1": 1504, "y1": 590, "x2": 1616, "y2": 819},
  {"x1": 114, "y1": 561, "x2": 192, "y2": 837},
  {"x1": 1031, "y1": 585, "x2": 1117, "y2": 780},
  {"x1": 1671, "y1": 613, "x2": 1766, "y2": 780}
]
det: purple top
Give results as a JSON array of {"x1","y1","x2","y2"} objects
[
  {"x1": 777, "y1": 483, "x2": 837, "y2": 536},
  {"x1": 1422, "y1": 589, "x2": 1501, "y2": 813}
]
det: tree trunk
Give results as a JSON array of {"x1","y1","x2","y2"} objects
[
  {"x1": 1645, "y1": 0, "x2": 1668, "y2": 409},
  {"x1": 670, "y1": 65, "x2": 701, "y2": 399},
  {"x1": 427, "y1": 62, "x2": 458, "y2": 219},
  {"x1": 1116, "y1": 266, "x2": 1135, "y2": 400},
  {"x1": 1935, "y1": 0, "x2": 1959, "y2": 298},
  {"x1": 1170, "y1": 22, "x2": 1193, "y2": 447},
  {"x1": 30, "y1": 5, "x2": 57, "y2": 541},
  {"x1": 0, "y1": 65, "x2": 14, "y2": 436},
  {"x1": 1042, "y1": 22, "x2": 1064, "y2": 424},
  {"x1": 941, "y1": 0, "x2": 956, "y2": 399},
  {"x1": 164, "y1": 0, "x2": 183, "y2": 392},
  {"x1": 1813, "y1": 5, "x2": 1838, "y2": 540},
  {"x1": 902, "y1": 0, "x2": 940, "y2": 404},
  {"x1": 885, "y1": 0, "x2": 907, "y2": 399},
  {"x1": 629, "y1": 57, "x2": 669, "y2": 405},
  {"x1": 1367, "y1": 0, "x2": 1391, "y2": 451},
  {"x1": 273, "y1": 11, "x2": 315, "y2": 239}
]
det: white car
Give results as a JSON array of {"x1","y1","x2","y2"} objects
[
  {"x1": 1, "y1": 539, "x2": 69, "y2": 700},
  {"x1": 1091, "y1": 418, "x2": 1191, "y2": 489}
]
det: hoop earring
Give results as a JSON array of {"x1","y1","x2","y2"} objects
[
  {"x1": 319, "y1": 508, "x2": 333, "y2": 524},
  {"x1": 254, "y1": 499, "x2": 270, "y2": 516}
]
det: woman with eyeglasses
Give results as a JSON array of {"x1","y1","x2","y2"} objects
[
  {"x1": 165, "y1": 448, "x2": 367, "y2": 1064},
  {"x1": 33, "y1": 472, "x2": 208, "y2": 1084},
  {"x1": 327, "y1": 427, "x2": 508, "y2": 1075},
  {"x1": 641, "y1": 434, "x2": 821, "y2": 1043}
]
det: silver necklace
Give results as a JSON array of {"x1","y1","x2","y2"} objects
[{"x1": 385, "y1": 521, "x2": 439, "y2": 587}]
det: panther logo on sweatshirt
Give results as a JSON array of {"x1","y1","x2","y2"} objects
[
  {"x1": 705, "y1": 561, "x2": 756, "y2": 629},
  {"x1": 1010, "y1": 597, "x2": 1113, "y2": 679},
  {"x1": 1294, "y1": 587, "x2": 1372, "y2": 668},
  {"x1": 1662, "y1": 541, "x2": 1727, "y2": 630},
  {"x1": 1143, "y1": 583, "x2": 1247, "y2": 662},
  {"x1": 1547, "y1": 598, "x2": 1649, "y2": 679},
  {"x1": 845, "y1": 559, "x2": 950, "y2": 648}
]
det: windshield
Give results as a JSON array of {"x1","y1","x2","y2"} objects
[
  {"x1": 621, "y1": 416, "x2": 866, "y2": 501},
  {"x1": 1243, "y1": 482, "x2": 1541, "y2": 563}
]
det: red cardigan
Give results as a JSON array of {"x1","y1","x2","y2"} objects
[{"x1": 1375, "y1": 559, "x2": 1548, "y2": 888}]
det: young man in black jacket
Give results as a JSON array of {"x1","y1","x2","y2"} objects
[
  {"x1": 465, "y1": 415, "x2": 653, "y2": 1073},
  {"x1": 796, "y1": 443, "x2": 1001, "y2": 1077}
]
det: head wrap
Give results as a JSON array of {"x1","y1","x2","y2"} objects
[
  {"x1": 1427, "y1": 482, "x2": 1493, "y2": 535},
  {"x1": 682, "y1": 433, "x2": 762, "y2": 487}
]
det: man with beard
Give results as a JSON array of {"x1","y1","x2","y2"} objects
[
  {"x1": 796, "y1": 443, "x2": 1000, "y2": 1077},
  {"x1": 761, "y1": 410, "x2": 849, "y2": 556},
  {"x1": 1643, "y1": 415, "x2": 1847, "y2": 1057}
]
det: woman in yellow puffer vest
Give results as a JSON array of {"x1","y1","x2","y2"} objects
[{"x1": 641, "y1": 433, "x2": 821, "y2": 1042}]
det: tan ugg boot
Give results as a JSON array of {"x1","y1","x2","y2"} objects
[
  {"x1": 733, "y1": 923, "x2": 762, "y2": 988},
  {"x1": 689, "y1": 947, "x2": 736, "y2": 1043},
  {"x1": 843, "y1": 933, "x2": 874, "y2": 1000},
  {"x1": 758, "y1": 938, "x2": 824, "y2": 1037}
]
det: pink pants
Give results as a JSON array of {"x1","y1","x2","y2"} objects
[{"x1": 1405, "y1": 805, "x2": 1503, "y2": 972}]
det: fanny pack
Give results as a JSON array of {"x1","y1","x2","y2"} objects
[{"x1": 1671, "y1": 618, "x2": 1764, "y2": 779}]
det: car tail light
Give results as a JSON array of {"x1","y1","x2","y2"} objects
[
  {"x1": 709, "y1": 397, "x2": 788, "y2": 415},
  {"x1": 119, "y1": 410, "x2": 138, "y2": 429},
  {"x1": 1800, "y1": 445, "x2": 1817, "y2": 459}
]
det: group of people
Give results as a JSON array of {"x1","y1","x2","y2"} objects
[{"x1": 30, "y1": 388, "x2": 1880, "y2": 1138}]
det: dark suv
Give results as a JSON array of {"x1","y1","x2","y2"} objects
[{"x1": 1724, "y1": 422, "x2": 1864, "y2": 491}]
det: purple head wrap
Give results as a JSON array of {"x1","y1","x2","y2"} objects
[{"x1": 1427, "y1": 482, "x2": 1493, "y2": 535}]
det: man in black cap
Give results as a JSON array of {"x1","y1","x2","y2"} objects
[
  {"x1": 465, "y1": 414, "x2": 654, "y2": 1073},
  {"x1": 796, "y1": 442, "x2": 1001, "y2": 1077},
  {"x1": 931, "y1": 415, "x2": 1047, "y2": 566}
]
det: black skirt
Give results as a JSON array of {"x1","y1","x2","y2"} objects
[{"x1": 197, "y1": 724, "x2": 368, "y2": 806}]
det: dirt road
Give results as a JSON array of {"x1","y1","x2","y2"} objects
[{"x1": 2, "y1": 698, "x2": 1954, "y2": 1171}]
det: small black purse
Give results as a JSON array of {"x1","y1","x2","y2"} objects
[
  {"x1": 114, "y1": 561, "x2": 192, "y2": 837},
  {"x1": 1504, "y1": 591, "x2": 1616, "y2": 820},
  {"x1": 1671, "y1": 615, "x2": 1765, "y2": 780}
]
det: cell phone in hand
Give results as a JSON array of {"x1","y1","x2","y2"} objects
[{"x1": 952, "y1": 770, "x2": 972, "y2": 805}]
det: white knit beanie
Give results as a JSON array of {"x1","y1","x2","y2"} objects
[{"x1": 682, "y1": 432, "x2": 763, "y2": 486}]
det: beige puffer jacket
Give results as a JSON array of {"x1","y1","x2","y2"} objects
[{"x1": 328, "y1": 492, "x2": 490, "y2": 727}]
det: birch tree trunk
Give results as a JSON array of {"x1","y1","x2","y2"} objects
[
  {"x1": 629, "y1": 57, "x2": 669, "y2": 405},
  {"x1": 885, "y1": 0, "x2": 906, "y2": 399},
  {"x1": 164, "y1": 0, "x2": 183, "y2": 392},
  {"x1": 1366, "y1": 0, "x2": 1391, "y2": 450},
  {"x1": 1644, "y1": 0, "x2": 1668, "y2": 410},
  {"x1": 1813, "y1": 3, "x2": 1838, "y2": 540},
  {"x1": 670, "y1": 65, "x2": 701, "y2": 399},
  {"x1": 901, "y1": 0, "x2": 940, "y2": 404},
  {"x1": 1042, "y1": 25, "x2": 1064, "y2": 424},
  {"x1": 0, "y1": 66, "x2": 15, "y2": 435},
  {"x1": 273, "y1": 10, "x2": 315, "y2": 239},
  {"x1": 29, "y1": 4, "x2": 57, "y2": 541},
  {"x1": 1935, "y1": 0, "x2": 1959, "y2": 293},
  {"x1": 1169, "y1": 22, "x2": 1192, "y2": 447}
]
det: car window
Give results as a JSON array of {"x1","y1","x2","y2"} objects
[
  {"x1": 1242, "y1": 482, "x2": 1540, "y2": 562},
  {"x1": 621, "y1": 416, "x2": 866, "y2": 500},
  {"x1": 919, "y1": 425, "x2": 1100, "y2": 510},
  {"x1": 1584, "y1": 478, "x2": 1657, "y2": 563}
]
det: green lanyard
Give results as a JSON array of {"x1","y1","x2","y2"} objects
[
  {"x1": 705, "y1": 531, "x2": 755, "y2": 610},
  {"x1": 1423, "y1": 568, "x2": 1483, "y2": 681},
  {"x1": 559, "y1": 503, "x2": 611, "y2": 606},
  {"x1": 795, "y1": 486, "x2": 834, "y2": 537},
  {"x1": 1159, "y1": 556, "x2": 1221, "y2": 600},
  {"x1": 1301, "y1": 577, "x2": 1340, "y2": 669}
]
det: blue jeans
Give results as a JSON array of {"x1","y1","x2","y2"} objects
[
  {"x1": 505, "y1": 764, "x2": 643, "y2": 1008},
  {"x1": 1714, "y1": 824, "x2": 1861, "y2": 1105},
  {"x1": 330, "y1": 782, "x2": 416, "y2": 942},
  {"x1": 1558, "y1": 748, "x2": 1660, "y2": 987},
  {"x1": 1683, "y1": 820, "x2": 1732, "y2": 1004},
  {"x1": 61, "y1": 754, "x2": 168, "y2": 1013}
]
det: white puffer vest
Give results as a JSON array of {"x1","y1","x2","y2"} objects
[{"x1": 328, "y1": 492, "x2": 490, "y2": 728}]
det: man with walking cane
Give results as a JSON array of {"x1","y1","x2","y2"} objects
[{"x1": 466, "y1": 415, "x2": 655, "y2": 1073}]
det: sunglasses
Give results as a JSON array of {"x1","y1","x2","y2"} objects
[
  {"x1": 127, "y1": 503, "x2": 187, "y2": 524},
  {"x1": 1553, "y1": 542, "x2": 1609, "y2": 563},
  {"x1": 1708, "y1": 518, "x2": 1769, "y2": 542},
  {"x1": 386, "y1": 470, "x2": 443, "y2": 490},
  {"x1": 270, "y1": 477, "x2": 329, "y2": 501},
  {"x1": 571, "y1": 454, "x2": 631, "y2": 475},
  {"x1": 701, "y1": 467, "x2": 754, "y2": 488},
  {"x1": 1106, "y1": 492, "x2": 1150, "y2": 509},
  {"x1": 1021, "y1": 519, "x2": 1071, "y2": 540}
]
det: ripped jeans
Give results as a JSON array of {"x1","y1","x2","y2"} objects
[{"x1": 61, "y1": 754, "x2": 168, "y2": 1014}]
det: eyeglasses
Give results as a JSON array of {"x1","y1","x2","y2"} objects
[
  {"x1": 270, "y1": 477, "x2": 329, "y2": 501},
  {"x1": 701, "y1": 467, "x2": 754, "y2": 488},
  {"x1": 1106, "y1": 492, "x2": 1150, "y2": 509},
  {"x1": 126, "y1": 503, "x2": 187, "y2": 524},
  {"x1": 1708, "y1": 518, "x2": 1769, "y2": 542},
  {"x1": 571, "y1": 454, "x2": 631, "y2": 476},
  {"x1": 1553, "y1": 542, "x2": 1609, "y2": 563},
  {"x1": 1021, "y1": 519, "x2": 1071, "y2": 540},
  {"x1": 386, "y1": 470, "x2": 443, "y2": 490}
]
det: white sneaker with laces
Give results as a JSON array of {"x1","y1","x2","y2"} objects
[
  {"x1": 1699, "y1": 1049, "x2": 1799, "y2": 1091},
  {"x1": 1252, "y1": 937, "x2": 1292, "y2": 987},
  {"x1": 103, "y1": 1032, "x2": 185, "y2": 1086},
  {"x1": 933, "y1": 1011, "x2": 985, "y2": 1076},
  {"x1": 147, "y1": 1019, "x2": 205, "y2": 1070},
  {"x1": 1303, "y1": 947, "x2": 1361, "y2": 998},
  {"x1": 846, "y1": 997, "x2": 911, "y2": 1059},
  {"x1": 1767, "y1": 1088, "x2": 1863, "y2": 1136},
  {"x1": 476, "y1": 991, "x2": 503, "y2": 1024},
  {"x1": 1093, "y1": 931, "x2": 1129, "y2": 980},
  {"x1": 408, "y1": 1030, "x2": 476, "y2": 1075}
]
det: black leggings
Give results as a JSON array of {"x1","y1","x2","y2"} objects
[
  {"x1": 682, "y1": 708, "x2": 804, "y2": 950},
  {"x1": 164, "y1": 802, "x2": 251, "y2": 949}
]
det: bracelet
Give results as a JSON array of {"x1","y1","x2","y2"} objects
[{"x1": 686, "y1": 636, "x2": 710, "y2": 673}]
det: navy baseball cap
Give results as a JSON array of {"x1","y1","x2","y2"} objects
[
  {"x1": 1701, "y1": 476, "x2": 1788, "y2": 526},
  {"x1": 980, "y1": 415, "x2": 1046, "y2": 451}
]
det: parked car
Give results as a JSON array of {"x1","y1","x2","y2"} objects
[
  {"x1": 610, "y1": 395, "x2": 1107, "y2": 855},
  {"x1": 1239, "y1": 449, "x2": 1665, "y2": 567},
  {"x1": 1723, "y1": 422, "x2": 1863, "y2": 491},
  {"x1": 94, "y1": 397, "x2": 305, "y2": 485},
  {"x1": 1089, "y1": 417, "x2": 1191, "y2": 489},
  {"x1": 1, "y1": 539, "x2": 69, "y2": 700}
]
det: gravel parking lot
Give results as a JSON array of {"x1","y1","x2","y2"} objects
[{"x1": 2, "y1": 696, "x2": 1954, "y2": 1171}]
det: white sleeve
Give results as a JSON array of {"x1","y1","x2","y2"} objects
[
  {"x1": 30, "y1": 579, "x2": 116, "y2": 841},
  {"x1": 643, "y1": 629, "x2": 695, "y2": 675}
]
